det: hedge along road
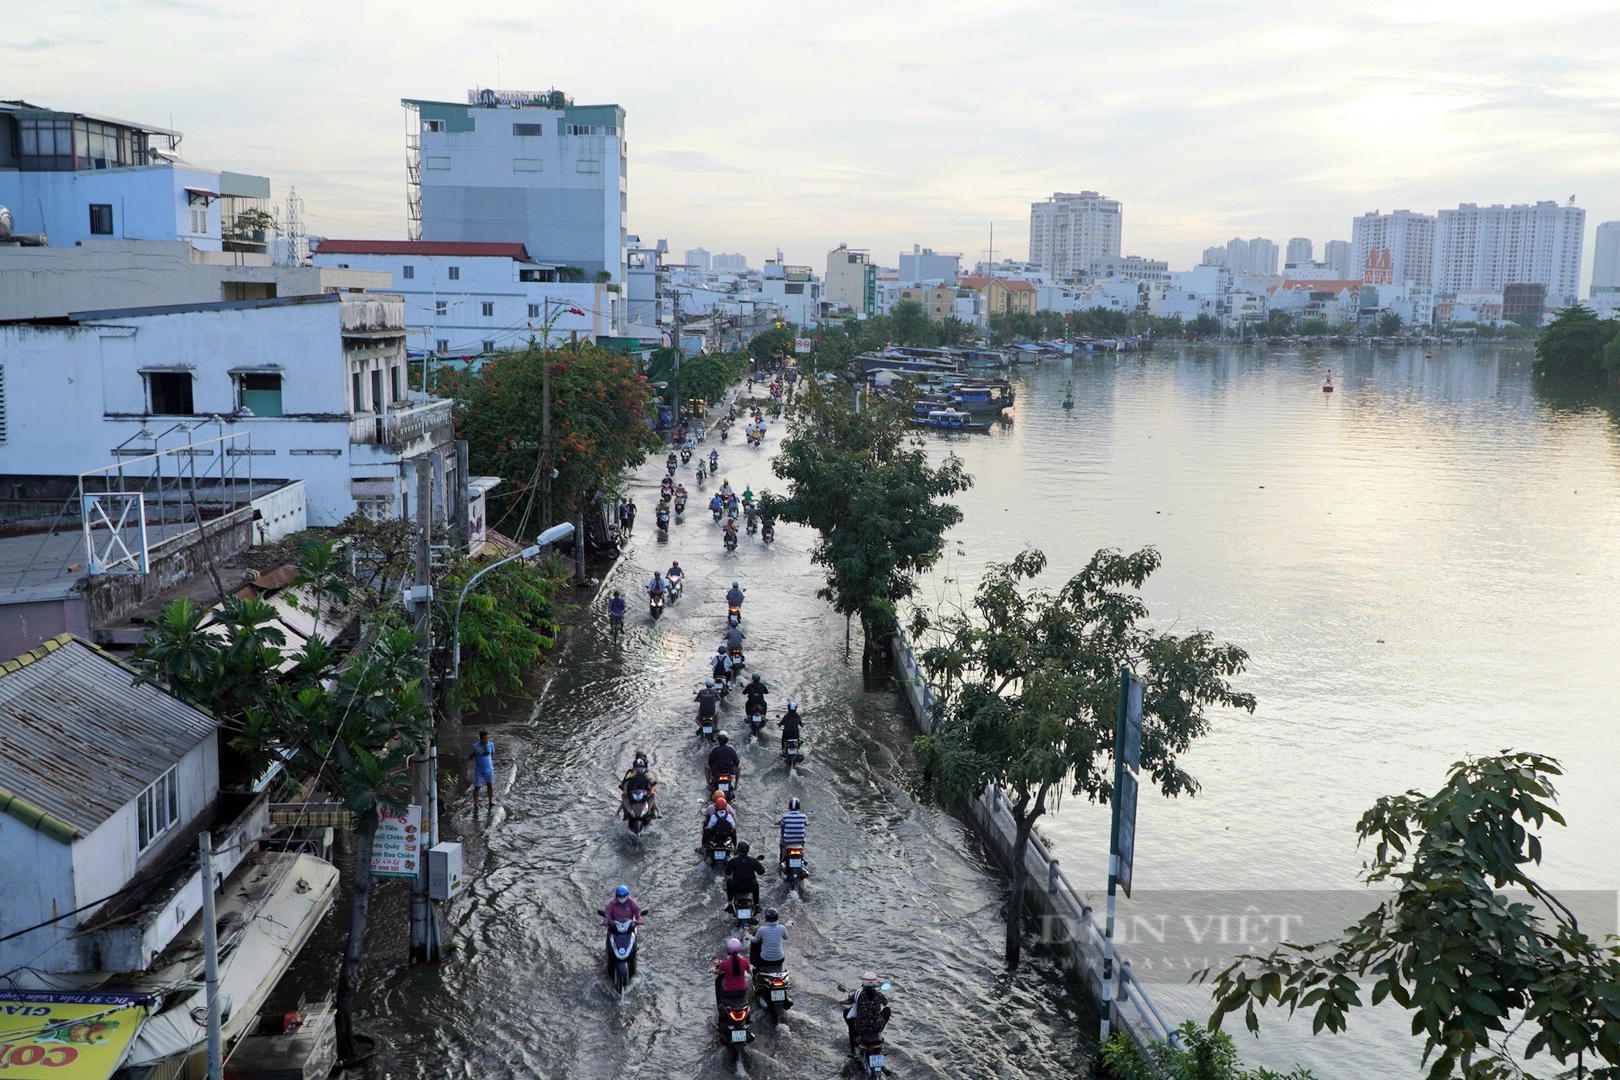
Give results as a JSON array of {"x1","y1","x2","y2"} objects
[{"x1": 353, "y1": 404, "x2": 1095, "y2": 1079}]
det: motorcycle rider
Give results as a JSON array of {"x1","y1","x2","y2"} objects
[
  {"x1": 709, "y1": 448, "x2": 719, "y2": 472},
  {"x1": 706, "y1": 731, "x2": 741, "y2": 789},
  {"x1": 777, "y1": 797, "x2": 808, "y2": 870},
  {"x1": 601, "y1": 884, "x2": 643, "y2": 929},
  {"x1": 750, "y1": 909, "x2": 788, "y2": 971},
  {"x1": 724, "y1": 840, "x2": 767, "y2": 907},
  {"x1": 743, "y1": 674, "x2": 769, "y2": 718},
  {"x1": 722, "y1": 518, "x2": 739, "y2": 548},
  {"x1": 620, "y1": 760, "x2": 657, "y2": 822},
  {"x1": 694, "y1": 679, "x2": 721, "y2": 734},
  {"x1": 779, "y1": 700, "x2": 804, "y2": 751},
  {"x1": 646, "y1": 571, "x2": 666, "y2": 601},
  {"x1": 720, "y1": 478, "x2": 734, "y2": 501},
  {"x1": 726, "y1": 581, "x2": 746, "y2": 612},
  {"x1": 607, "y1": 590, "x2": 627, "y2": 633},
  {"x1": 712, "y1": 645, "x2": 734, "y2": 685},
  {"x1": 673, "y1": 482, "x2": 689, "y2": 508},
  {"x1": 742, "y1": 485, "x2": 755, "y2": 508},
  {"x1": 725, "y1": 622, "x2": 745, "y2": 659},
  {"x1": 666, "y1": 560, "x2": 684, "y2": 593},
  {"x1": 842, "y1": 972, "x2": 892, "y2": 1056},
  {"x1": 713, "y1": 937, "x2": 751, "y2": 1007},
  {"x1": 655, "y1": 502, "x2": 671, "y2": 532},
  {"x1": 700, "y1": 792, "x2": 736, "y2": 851}
]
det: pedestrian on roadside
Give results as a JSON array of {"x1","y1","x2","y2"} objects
[{"x1": 469, "y1": 730, "x2": 495, "y2": 817}]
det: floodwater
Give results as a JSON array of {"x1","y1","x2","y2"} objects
[
  {"x1": 347, "y1": 405, "x2": 1096, "y2": 1078},
  {"x1": 916, "y1": 344, "x2": 1620, "y2": 1077}
]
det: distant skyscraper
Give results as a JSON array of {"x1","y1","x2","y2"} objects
[
  {"x1": 1324, "y1": 240, "x2": 1352, "y2": 279},
  {"x1": 899, "y1": 245, "x2": 961, "y2": 284},
  {"x1": 1211, "y1": 237, "x2": 1278, "y2": 276},
  {"x1": 406, "y1": 87, "x2": 627, "y2": 283},
  {"x1": 1351, "y1": 210, "x2": 1435, "y2": 289},
  {"x1": 712, "y1": 252, "x2": 749, "y2": 271},
  {"x1": 1201, "y1": 245, "x2": 1227, "y2": 267},
  {"x1": 1247, "y1": 238, "x2": 1279, "y2": 276},
  {"x1": 1286, "y1": 238, "x2": 1313, "y2": 265},
  {"x1": 1433, "y1": 201, "x2": 1585, "y2": 308},
  {"x1": 1588, "y1": 221, "x2": 1620, "y2": 295},
  {"x1": 684, "y1": 247, "x2": 711, "y2": 272},
  {"x1": 1028, "y1": 192, "x2": 1122, "y2": 280}
]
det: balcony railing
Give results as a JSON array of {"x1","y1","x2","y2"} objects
[{"x1": 349, "y1": 398, "x2": 454, "y2": 448}]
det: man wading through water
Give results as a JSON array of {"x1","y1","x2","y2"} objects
[{"x1": 469, "y1": 731, "x2": 495, "y2": 818}]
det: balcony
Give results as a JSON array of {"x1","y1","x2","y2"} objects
[{"x1": 349, "y1": 398, "x2": 454, "y2": 449}]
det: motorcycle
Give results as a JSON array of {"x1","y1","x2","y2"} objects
[
  {"x1": 667, "y1": 575, "x2": 683, "y2": 601},
  {"x1": 746, "y1": 515, "x2": 758, "y2": 536},
  {"x1": 727, "y1": 885, "x2": 759, "y2": 925},
  {"x1": 674, "y1": 495, "x2": 687, "y2": 517},
  {"x1": 729, "y1": 645, "x2": 745, "y2": 669},
  {"x1": 681, "y1": 447, "x2": 692, "y2": 465},
  {"x1": 703, "y1": 823, "x2": 737, "y2": 870},
  {"x1": 781, "y1": 843, "x2": 806, "y2": 886},
  {"x1": 660, "y1": 477, "x2": 674, "y2": 499},
  {"x1": 745, "y1": 699, "x2": 767, "y2": 739},
  {"x1": 754, "y1": 964, "x2": 793, "y2": 1022},
  {"x1": 655, "y1": 511, "x2": 670, "y2": 537},
  {"x1": 717, "y1": 993, "x2": 753, "y2": 1060},
  {"x1": 761, "y1": 521, "x2": 775, "y2": 544},
  {"x1": 840, "y1": 984, "x2": 894, "y2": 1077},
  {"x1": 696, "y1": 462, "x2": 708, "y2": 484},
  {"x1": 649, "y1": 592, "x2": 665, "y2": 619},
  {"x1": 724, "y1": 531, "x2": 738, "y2": 553},
  {"x1": 708, "y1": 769, "x2": 737, "y2": 799},
  {"x1": 720, "y1": 426, "x2": 730, "y2": 442},
  {"x1": 727, "y1": 610, "x2": 741, "y2": 629},
  {"x1": 601, "y1": 911, "x2": 646, "y2": 994},
  {"x1": 782, "y1": 737, "x2": 803, "y2": 772},
  {"x1": 622, "y1": 789, "x2": 655, "y2": 837},
  {"x1": 712, "y1": 504, "x2": 724, "y2": 523}
]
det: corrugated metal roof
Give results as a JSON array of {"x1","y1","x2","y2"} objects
[
  {"x1": 312, "y1": 239, "x2": 534, "y2": 261},
  {"x1": 0, "y1": 636, "x2": 216, "y2": 838}
]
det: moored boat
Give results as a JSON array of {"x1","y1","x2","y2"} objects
[{"x1": 908, "y1": 407, "x2": 992, "y2": 432}]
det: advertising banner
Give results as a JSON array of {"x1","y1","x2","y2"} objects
[
  {"x1": 370, "y1": 804, "x2": 422, "y2": 878},
  {"x1": 0, "y1": 992, "x2": 150, "y2": 1078}
]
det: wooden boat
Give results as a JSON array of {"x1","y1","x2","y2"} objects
[{"x1": 908, "y1": 407, "x2": 992, "y2": 432}]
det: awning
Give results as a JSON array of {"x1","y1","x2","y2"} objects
[
  {"x1": 0, "y1": 992, "x2": 151, "y2": 1078},
  {"x1": 184, "y1": 187, "x2": 219, "y2": 204}
]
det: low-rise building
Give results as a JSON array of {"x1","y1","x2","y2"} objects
[
  {"x1": 894, "y1": 283, "x2": 960, "y2": 320},
  {"x1": 960, "y1": 275, "x2": 1038, "y2": 321},
  {"x1": 1086, "y1": 255, "x2": 1169, "y2": 285},
  {"x1": 0, "y1": 293, "x2": 453, "y2": 525},
  {"x1": 1267, "y1": 279, "x2": 1361, "y2": 327},
  {"x1": 760, "y1": 261, "x2": 822, "y2": 327},
  {"x1": 826, "y1": 244, "x2": 877, "y2": 315}
]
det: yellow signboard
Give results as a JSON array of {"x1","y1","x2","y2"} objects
[{"x1": 0, "y1": 993, "x2": 150, "y2": 1078}]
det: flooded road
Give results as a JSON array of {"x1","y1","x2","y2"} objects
[{"x1": 351, "y1": 404, "x2": 1096, "y2": 1078}]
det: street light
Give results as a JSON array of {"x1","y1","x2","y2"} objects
[{"x1": 449, "y1": 522, "x2": 575, "y2": 679}]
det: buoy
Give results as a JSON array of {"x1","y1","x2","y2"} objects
[
  {"x1": 1323, "y1": 369, "x2": 1335, "y2": 393},
  {"x1": 1062, "y1": 379, "x2": 1075, "y2": 409}
]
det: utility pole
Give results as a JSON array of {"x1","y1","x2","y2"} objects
[
  {"x1": 199, "y1": 832, "x2": 223, "y2": 1080},
  {"x1": 670, "y1": 290, "x2": 683, "y2": 427},
  {"x1": 409, "y1": 457, "x2": 441, "y2": 964},
  {"x1": 541, "y1": 354, "x2": 553, "y2": 531}
]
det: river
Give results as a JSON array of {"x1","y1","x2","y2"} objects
[{"x1": 918, "y1": 343, "x2": 1620, "y2": 1077}]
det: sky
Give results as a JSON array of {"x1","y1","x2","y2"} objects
[{"x1": 8, "y1": 0, "x2": 1620, "y2": 284}]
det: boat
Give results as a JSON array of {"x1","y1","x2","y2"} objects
[
  {"x1": 859, "y1": 351, "x2": 960, "y2": 377},
  {"x1": 911, "y1": 381, "x2": 1014, "y2": 416},
  {"x1": 908, "y1": 408, "x2": 992, "y2": 432}
]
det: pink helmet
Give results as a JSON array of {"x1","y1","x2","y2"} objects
[{"x1": 726, "y1": 938, "x2": 743, "y2": 954}]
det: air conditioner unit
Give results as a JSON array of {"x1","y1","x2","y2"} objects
[{"x1": 428, "y1": 842, "x2": 462, "y2": 901}]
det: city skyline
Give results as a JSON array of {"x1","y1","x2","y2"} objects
[{"x1": 8, "y1": 0, "x2": 1618, "y2": 290}]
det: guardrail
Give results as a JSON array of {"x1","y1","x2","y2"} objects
[{"x1": 894, "y1": 626, "x2": 1180, "y2": 1052}]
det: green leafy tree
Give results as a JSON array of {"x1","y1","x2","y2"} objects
[
  {"x1": 1189, "y1": 313, "x2": 1224, "y2": 338},
  {"x1": 1262, "y1": 309, "x2": 1295, "y2": 336},
  {"x1": 1102, "y1": 1021, "x2": 1314, "y2": 1080},
  {"x1": 435, "y1": 553, "x2": 566, "y2": 710},
  {"x1": 891, "y1": 300, "x2": 932, "y2": 346},
  {"x1": 937, "y1": 316, "x2": 974, "y2": 346},
  {"x1": 1298, "y1": 318, "x2": 1333, "y2": 336},
  {"x1": 1534, "y1": 305, "x2": 1620, "y2": 380},
  {"x1": 1200, "y1": 752, "x2": 1620, "y2": 1080},
  {"x1": 748, "y1": 324, "x2": 797, "y2": 365},
  {"x1": 1378, "y1": 311, "x2": 1404, "y2": 336},
  {"x1": 759, "y1": 381, "x2": 971, "y2": 670},
  {"x1": 914, "y1": 547, "x2": 1254, "y2": 968}
]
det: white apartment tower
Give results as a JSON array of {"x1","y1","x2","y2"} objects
[
  {"x1": 1433, "y1": 201, "x2": 1585, "y2": 308},
  {"x1": 684, "y1": 247, "x2": 712, "y2": 273},
  {"x1": 1593, "y1": 222, "x2": 1620, "y2": 295},
  {"x1": 1029, "y1": 192, "x2": 1122, "y2": 280},
  {"x1": 1286, "y1": 238, "x2": 1313, "y2": 265},
  {"x1": 405, "y1": 88, "x2": 627, "y2": 285},
  {"x1": 1324, "y1": 240, "x2": 1352, "y2": 279},
  {"x1": 1351, "y1": 210, "x2": 1436, "y2": 288}
]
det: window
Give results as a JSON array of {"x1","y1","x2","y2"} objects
[
  {"x1": 512, "y1": 158, "x2": 543, "y2": 172},
  {"x1": 435, "y1": 300, "x2": 448, "y2": 317},
  {"x1": 402, "y1": 264, "x2": 415, "y2": 280},
  {"x1": 565, "y1": 124, "x2": 618, "y2": 137},
  {"x1": 390, "y1": 365, "x2": 402, "y2": 402},
  {"x1": 784, "y1": 283, "x2": 805, "y2": 295},
  {"x1": 88, "y1": 203, "x2": 113, "y2": 235},
  {"x1": 576, "y1": 159, "x2": 601, "y2": 174},
  {"x1": 146, "y1": 372, "x2": 194, "y2": 415},
  {"x1": 447, "y1": 266, "x2": 460, "y2": 281},
  {"x1": 482, "y1": 340, "x2": 495, "y2": 354},
  {"x1": 528, "y1": 303, "x2": 540, "y2": 318},
  {"x1": 436, "y1": 339, "x2": 449, "y2": 354},
  {"x1": 425, "y1": 156, "x2": 451, "y2": 170},
  {"x1": 137, "y1": 766, "x2": 180, "y2": 851},
  {"x1": 354, "y1": 370, "x2": 368, "y2": 413},
  {"x1": 189, "y1": 206, "x2": 208, "y2": 234},
  {"x1": 423, "y1": 119, "x2": 445, "y2": 133},
  {"x1": 481, "y1": 301, "x2": 494, "y2": 317},
  {"x1": 512, "y1": 123, "x2": 544, "y2": 136},
  {"x1": 236, "y1": 372, "x2": 283, "y2": 417},
  {"x1": 0, "y1": 364, "x2": 7, "y2": 445}
]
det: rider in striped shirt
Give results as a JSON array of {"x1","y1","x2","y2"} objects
[{"x1": 776, "y1": 797, "x2": 807, "y2": 869}]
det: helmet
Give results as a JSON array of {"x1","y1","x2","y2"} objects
[
  {"x1": 750, "y1": 673, "x2": 762, "y2": 683},
  {"x1": 736, "y1": 840, "x2": 751, "y2": 854},
  {"x1": 732, "y1": 581, "x2": 740, "y2": 588},
  {"x1": 726, "y1": 938, "x2": 743, "y2": 954},
  {"x1": 788, "y1": 798, "x2": 800, "y2": 812},
  {"x1": 787, "y1": 700, "x2": 798, "y2": 711},
  {"x1": 765, "y1": 909, "x2": 779, "y2": 922},
  {"x1": 705, "y1": 678, "x2": 716, "y2": 688},
  {"x1": 714, "y1": 795, "x2": 728, "y2": 810},
  {"x1": 718, "y1": 645, "x2": 727, "y2": 655},
  {"x1": 716, "y1": 732, "x2": 730, "y2": 744},
  {"x1": 861, "y1": 971, "x2": 880, "y2": 986},
  {"x1": 615, "y1": 885, "x2": 629, "y2": 899},
  {"x1": 671, "y1": 560, "x2": 680, "y2": 568},
  {"x1": 613, "y1": 590, "x2": 622, "y2": 598}
]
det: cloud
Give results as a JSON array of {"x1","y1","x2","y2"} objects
[{"x1": 0, "y1": 35, "x2": 102, "y2": 51}]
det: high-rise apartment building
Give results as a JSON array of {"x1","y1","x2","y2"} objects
[
  {"x1": 1351, "y1": 210, "x2": 1435, "y2": 288},
  {"x1": 1028, "y1": 191, "x2": 1122, "y2": 280},
  {"x1": 1205, "y1": 237, "x2": 1278, "y2": 276},
  {"x1": 712, "y1": 253, "x2": 749, "y2": 271},
  {"x1": 1324, "y1": 240, "x2": 1352, "y2": 279},
  {"x1": 826, "y1": 244, "x2": 877, "y2": 315},
  {"x1": 899, "y1": 245, "x2": 961, "y2": 284},
  {"x1": 684, "y1": 247, "x2": 711, "y2": 273},
  {"x1": 1588, "y1": 221, "x2": 1620, "y2": 295},
  {"x1": 1286, "y1": 238, "x2": 1313, "y2": 265},
  {"x1": 405, "y1": 88, "x2": 627, "y2": 284},
  {"x1": 1433, "y1": 201, "x2": 1585, "y2": 308}
]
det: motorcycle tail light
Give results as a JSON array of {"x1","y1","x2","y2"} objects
[{"x1": 728, "y1": 1009, "x2": 749, "y2": 1021}]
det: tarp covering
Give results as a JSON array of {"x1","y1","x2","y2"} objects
[{"x1": 0, "y1": 992, "x2": 150, "y2": 1078}]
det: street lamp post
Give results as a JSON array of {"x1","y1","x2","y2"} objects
[{"x1": 449, "y1": 522, "x2": 575, "y2": 680}]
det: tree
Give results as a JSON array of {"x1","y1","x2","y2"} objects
[
  {"x1": 914, "y1": 547, "x2": 1254, "y2": 968},
  {"x1": 747, "y1": 324, "x2": 797, "y2": 366},
  {"x1": 1102, "y1": 1021, "x2": 1314, "y2": 1080},
  {"x1": 1189, "y1": 313, "x2": 1224, "y2": 338},
  {"x1": 891, "y1": 300, "x2": 932, "y2": 346},
  {"x1": 1377, "y1": 311, "x2": 1404, "y2": 336},
  {"x1": 438, "y1": 344, "x2": 661, "y2": 541},
  {"x1": 1200, "y1": 752, "x2": 1620, "y2": 1080},
  {"x1": 1260, "y1": 309, "x2": 1295, "y2": 337},
  {"x1": 435, "y1": 553, "x2": 566, "y2": 711},
  {"x1": 1534, "y1": 305, "x2": 1620, "y2": 380},
  {"x1": 1298, "y1": 318, "x2": 1333, "y2": 337},
  {"x1": 758, "y1": 381, "x2": 971, "y2": 670}
]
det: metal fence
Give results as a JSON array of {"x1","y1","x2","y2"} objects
[{"x1": 893, "y1": 626, "x2": 1180, "y2": 1052}]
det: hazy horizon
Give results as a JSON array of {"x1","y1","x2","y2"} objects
[{"x1": 9, "y1": 0, "x2": 1618, "y2": 285}]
